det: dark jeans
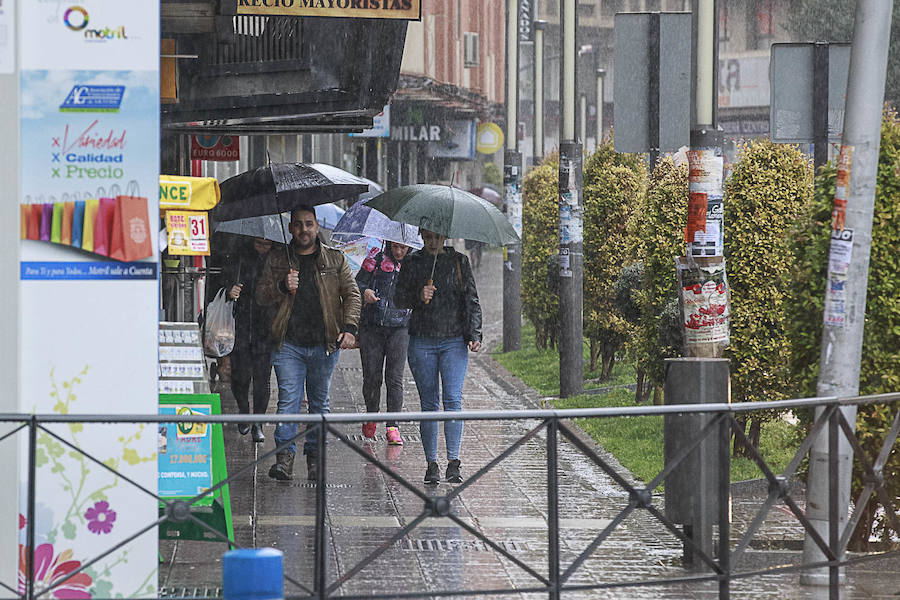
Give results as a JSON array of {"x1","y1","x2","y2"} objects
[
  {"x1": 359, "y1": 324, "x2": 409, "y2": 427},
  {"x1": 230, "y1": 347, "x2": 272, "y2": 415}
]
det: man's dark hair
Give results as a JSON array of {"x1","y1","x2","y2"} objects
[{"x1": 290, "y1": 207, "x2": 316, "y2": 222}]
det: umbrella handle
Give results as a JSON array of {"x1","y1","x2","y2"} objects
[
  {"x1": 424, "y1": 279, "x2": 433, "y2": 305},
  {"x1": 289, "y1": 268, "x2": 298, "y2": 296}
]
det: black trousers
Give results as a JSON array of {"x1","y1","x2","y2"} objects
[
  {"x1": 359, "y1": 324, "x2": 409, "y2": 427},
  {"x1": 230, "y1": 347, "x2": 272, "y2": 415}
]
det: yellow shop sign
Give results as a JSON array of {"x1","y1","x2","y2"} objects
[{"x1": 236, "y1": 0, "x2": 421, "y2": 20}]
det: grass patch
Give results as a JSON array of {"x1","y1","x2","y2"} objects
[
  {"x1": 494, "y1": 319, "x2": 800, "y2": 485},
  {"x1": 494, "y1": 321, "x2": 635, "y2": 396}
]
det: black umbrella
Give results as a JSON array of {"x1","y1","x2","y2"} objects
[
  {"x1": 213, "y1": 163, "x2": 370, "y2": 222},
  {"x1": 213, "y1": 162, "x2": 370, "y2": 269}
]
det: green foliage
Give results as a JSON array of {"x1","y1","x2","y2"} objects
[
  {"x1": 627, "y1": 158, "x2": 688, "y2": 392},
  {"x1": 789, "y1": 110, "x2": 900, "y2": 547},
  {"x1": 787, "y1": 2, "x2": 900, "y2": 110},
  {"x1": 724, "y1": 139, "x2": 813, "y2": 410},
  {"x1": 521, "y1": 153, "x2": 560, "y2": 349},
  {"x1": 483, "y1": 161, "x2": 502, "y2": 187},
  {"x1": 582, "y1": 143, "x2": 646, "y2": 377}
]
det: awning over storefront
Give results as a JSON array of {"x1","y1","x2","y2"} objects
[{"x1": 160, "y1": 175, "x2": 221, "y2": 212}]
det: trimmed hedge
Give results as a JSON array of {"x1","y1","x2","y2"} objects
[{"x1": 521, "y1": 153, "x2": 560, "y2": 349}]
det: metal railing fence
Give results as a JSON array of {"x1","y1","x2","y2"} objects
[{"x1": 2, "y1": 391, "x2": 899, "y2": 600}]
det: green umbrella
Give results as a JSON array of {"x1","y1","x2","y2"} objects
[{"x1": 366, "y1": 184, "x2": 520, "y2": 247}]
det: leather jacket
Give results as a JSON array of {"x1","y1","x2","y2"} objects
[
  {"x1": 256, "y1": 239, "x2": 361, "y2": 353},
  {"x1": 355, "y1": 247, "x2": 411, "y2": 329},
  {"x1": 395, "y1": 247, "x2": 482, "y2": 343}
]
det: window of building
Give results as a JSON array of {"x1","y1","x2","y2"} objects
[
  {"x1": 646, "y1": 0, "x2": 661, "y2": 11},
  {"x1": 578, "y1": 3, "x2": 595, "y2": 17},
  {"x1": 463, "y1": 32, "x2": 479, "y2": 68}
]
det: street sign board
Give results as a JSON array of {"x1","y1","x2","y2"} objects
[
  {"x1": 770, "y1": 43, "x2": 850, "y2": 143},
  {"x1": 614, "y1": 12, "x2": 691, "y2": 154},
  {"x1": 237, "y1": 0, "x2": 421, "y2": 20}
]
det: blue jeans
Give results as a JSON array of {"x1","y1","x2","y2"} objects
[
  {"x1": 271, "y1": 342, "x2": 340, "y2": 455},
  {"x1": 406, "y1": 335, "x2": 468, "y2": 462}
]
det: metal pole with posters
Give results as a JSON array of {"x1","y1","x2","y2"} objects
[
  {"x1": 558, "y1": 0, "x2": 583, "y2": 397},
  {"x1": 801, "y1": 0, "x2": 893, "y2": 588},
  {"x1": 503, "y1": 0, "x2": 523, "y2": 352},
  {"x1": 680, "y1": 0, "x2": 728, "y2": 359}
]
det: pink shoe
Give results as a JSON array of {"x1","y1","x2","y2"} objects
[
  {"x1": 385, "y1": 426, "x2": 403, "y2": 446},
  {"x1": 362, "y1": 422, "x2": 376, "y2": 439}
]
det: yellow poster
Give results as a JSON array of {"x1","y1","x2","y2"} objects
[
  {"x1": 236, "y1": 0, "x2": 421, "y2": 20},
  {"x1": 166, "y1": 211, "x2": 211, "y2": 256}
]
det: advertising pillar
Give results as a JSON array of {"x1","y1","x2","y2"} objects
[{"x1": 18, "y1": 2, "x2": 160, "y2": 596}]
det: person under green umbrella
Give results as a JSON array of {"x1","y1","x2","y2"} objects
[{"x1": 394, "y1": 229, "x2": 482, "y2": 485}]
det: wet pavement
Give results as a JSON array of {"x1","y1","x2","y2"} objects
[{"x1": 160, "y1": 245, "x2": 900, "y2": 599}]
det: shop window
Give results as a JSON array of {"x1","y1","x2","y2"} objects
[
  {"x1": 578, "y1": 3, "x2": 595, "y2": 17},
  {"x1": 464, "y1": 32, "x2": 479, "y2": 68}
]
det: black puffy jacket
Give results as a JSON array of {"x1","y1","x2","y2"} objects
[{"x1": 395, "y1": 247, "x2": 482, "y2": 343}]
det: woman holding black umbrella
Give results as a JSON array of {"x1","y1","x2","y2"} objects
[
  {"x1": 395, "y1": 230, "x2": 482, "y2": 485},
  {"x1": 222, "y1": 236, "x2": 274, "y2": 443}
]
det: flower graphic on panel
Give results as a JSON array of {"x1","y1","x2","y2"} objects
[
  {"x1": 84, "y1": 501, "x2": 116, "y2": 535},
  {"x1": 18, "y1": 543, "x2": 93, "y2": 599}
]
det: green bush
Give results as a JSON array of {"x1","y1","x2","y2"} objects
[
  {"x1": 582, "y1": 143, "x2": 646, "y2": 377},
  {"x1": 521, "y1": 153, "x2": 559, "y2": 349},
  {"x1": 724, "y1": 139, "x2": 813, "y2": 448},
  {"x1": 483, "y1": 161, "x2": 502, "y2": 187},
  {"x1": 627, "y1": 158, "x2": 688, "y2": 402},
  {"x1": 790, "y1": 110, "x2": 900, "y2": 548}
]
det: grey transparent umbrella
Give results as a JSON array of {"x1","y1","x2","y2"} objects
[
  {"x1": 367, "y1": 184, "x2": 520, "y2": 293},
  {"x1": 366, "y1": 184, "x2": 519, "y2": 246}
]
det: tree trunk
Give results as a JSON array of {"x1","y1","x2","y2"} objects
[
  {"x1": 589, "y1": 339, "x2": 601, "y2": 372},
  {"x1": 652, "y1": 384, "x2": 663, "y2": 405},
  {"x1": 600, "y1": 350, "x2": 615, "y2": 381},
  {"x1": 847, "y1": 500, "x2": 875, "y2": 552},
  {"x1": 635, "y1": 369, "x2": 647, "y2": 403}
]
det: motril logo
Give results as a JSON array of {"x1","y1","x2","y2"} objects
[
  {"x1": 63, "y1": 6, "x2": 128, "y2": 41},
  {"x1": 63, "y1": 6, "x2": 89, "y2": 31}
]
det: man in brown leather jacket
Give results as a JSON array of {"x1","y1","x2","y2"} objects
[{"x1": 256, "y1": 207, "x2": 361, "y2": 481}]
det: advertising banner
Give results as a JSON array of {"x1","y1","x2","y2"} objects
[
  {"x1": 166, "y1": 211, "x2": 211, "y2": 256},
  {"x1": 158, "y1": 405, "x2": 213, "y2": 498},
  {"x1": 237, "y1": 0, "x2": 421, "y2": 20},
  {"x1": 18, "y1": 1, "x2": 160, "y2": 597},
  {"x1": 190, "y1": 135, "x2": 240, "y2": 161}
]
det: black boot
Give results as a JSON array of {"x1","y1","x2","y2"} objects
[
  {"x1": 424, "y1": 461, "x2": 440, "y2": 485},
  {"x1": 251, "y1": 424, "x2": 265, "y2": 443},
  {"x1": 306, "y1": 454, "x2": 318, "y2": 481},
  {"x1": 445, "y1": 459, "x2": 462, "y2": 483},
  {"x1": 268, "y1": 451, "x2": 294, "y2": 481}
]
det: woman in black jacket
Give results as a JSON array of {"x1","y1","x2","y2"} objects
[
  {"x1": 224, "y1": 237, "x2": 274, "y2": 443},
  {"x1": 355, "y1": 241, "x2": 412, "y2": 445},
  {"x1": 395, "y1": 230, "x2": 482, "y2": 485}
]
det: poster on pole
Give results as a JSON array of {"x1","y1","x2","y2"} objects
[{"x1": 18, "y1": 1, "x2": 160, "y2": 596}]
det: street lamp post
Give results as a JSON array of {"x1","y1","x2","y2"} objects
[
  {"x1": 596, "y1": 68, "x2": 606, "y2": 146},
  {"x1": 502, "y1": 0, "x2": 523, "y2": 353},
  {"x1": 533, "y1": 20, "x2": 546, "y2": 165}
]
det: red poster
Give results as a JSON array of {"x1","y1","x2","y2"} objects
[
  {"x1": 190, "y1": 135, "x2": 240, "y2": 161},
  {"x1": 685, "y1": 192, "x2": 708, "y2": 243}
]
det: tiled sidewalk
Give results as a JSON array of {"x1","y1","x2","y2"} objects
[{"x1": 161, "y1": 246, "x2": 899, "y2": 599}]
